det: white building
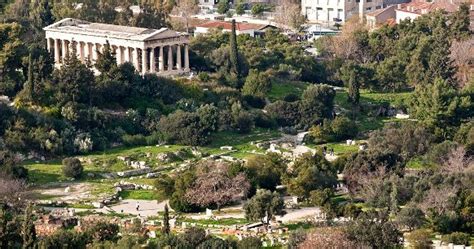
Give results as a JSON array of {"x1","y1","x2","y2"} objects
[
  {"x1": 301, "y1": 0, "x2": 407, "y2": 25},
  {"x1": 44, "y1": 18, "x2": 190, "y2": 75},
  {"x1": 194, "y1": 21, "x2": 276, "y2": 37}
]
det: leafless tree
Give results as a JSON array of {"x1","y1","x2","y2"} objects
[
  {"x1": 185, "y1": 161, "x2": 251, "y2": 210},
  {"x1": 357, "y1": 167, "x2": 386, "y2": 202},
  {"x1": 442, "y1": 146, "x2": 473, "y2": 174},
  {"x1": 299, "y1": 227, "x2": 358, "y2": 249},
  {"x1": 0, "y1": 176, "x2": 26, "y2": 205},
  {"x1": 274, "y1": 0, "x2": 305, "y2": 31},
  {"x1": 450, "y1": 38, "x2": 474, "y2": 88},
  {"x1": 321, "y1": 16, "x2": 371, "y2": 63},
  {"x1": 173, "y1": 0, "x2": 199, "y2": 33},
  {"x1": 419, "y1": 187, "x2": 457, "y2": 215}
]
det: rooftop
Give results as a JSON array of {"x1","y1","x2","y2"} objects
[
  {"x1": 44, "y1": 18, "x2": 185, "y2": 41},
  {"x1": 196, "y1": 21, "x2": 272, "y2": 31},
  {"x1": 396, "y1": 0, "x2": 465, "y2": 15}
]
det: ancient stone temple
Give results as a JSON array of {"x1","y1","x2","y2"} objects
[{"x1": 44, "y1": 18, "x2": 190, "y2": 75}]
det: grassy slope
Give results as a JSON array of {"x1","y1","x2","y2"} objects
[{"x1": 268, "y1": 80, "x2": 309, "y2": 101}]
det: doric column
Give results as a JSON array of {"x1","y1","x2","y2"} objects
[
  {"x1": 168, "y1": 45, "x2": 173, "y2": 71},
  {"x1": 92, "y1": 43, "x2": 98, "y2": 62},
  {"x1": 61, "y1": 39, "x2": 68, "y2": 63},
  {"x1": 124, "y1": 47, "x2": 131, "y2": 62},
  {"x1": 184, "y1": 44, "x2": 190, "y2": 70},
  {"x1": 46, "y1": 38, "x2": 51, "y2": 52},
  {"x1": 77, "y1": 41, "x2": 83, "y2": 61},
  {"x1": 133, "y1": 48, "x2": 140, "y2": 71},
  {"x1": 54, "y1": 39, "x2": 61, "y2": 64},
  {"x1": 142, "y1": 48, "x2": 148, "y2": 75},
  {"x1": 116, "y1": 46, "x2": 122, "y2": 65},
  {"x1": 84, "y1": 43, "x2": 90, "y2": 61},
  {"x1": 159, "y1": 46, "x2": 164, "y2": 72},
  {"x1": 150, "y1": 47, "x2": 156, "y2": 73},
  {"x1": 176, "y1": 44, "x2": 182, "y2": 71}
]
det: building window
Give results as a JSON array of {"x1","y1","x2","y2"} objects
[
  {"x1": 366, "y1": 7, "x2": 372, "y2": 11},
  {"x1": 376, "y1": 5, "x2": 381, "y2": 9},
  {"x1": 367, "y1": 0, "x2": 372, "y2": 2}
]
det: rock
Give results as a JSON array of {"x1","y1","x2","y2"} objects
[
  {"x1": 395, "y1": 113, "x2": 409, "y2": 119},
  {"x1": 255, "y1": 142, "x2": 269, "y2": 149},
  {"x1": 64, "y1": 187, "x2": 71, "y2": 193},
  {"x1": 117, "y1": 156, "x2": 129, "y2": 161},
  {"x1": 220, "y1": 146, "x2": 233, "y2": 151},
  {"x1": 92, "y1": 202, "x2": 103, "y2": 208}
]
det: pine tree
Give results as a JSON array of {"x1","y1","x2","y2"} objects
[
  {"x1": 229, "y1": 19, "x2": 240, "y2": 79},
  {"x1": 21, "y1": 204, "x2": 36, "y2": 249},
  {"x1": 162, "y1": 204, "x2": 170, "y2": 235},
  {"x1": 30, "y1": 0, "x2": 54, "y2": 29},
  {"x1": 450, "y1": 3, "x2": 470, "y2": 40},
  {"x1": 95, "y1": 41, "x2": 117, "y2": 76}
]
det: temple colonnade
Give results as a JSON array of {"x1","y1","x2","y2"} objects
[{"x1": 46, "y1": 38, "x2": 190, "y2": 75}]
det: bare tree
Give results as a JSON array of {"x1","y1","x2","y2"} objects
[
  {"x1": 274, "y1": 0, "x2": 305, "y2": 31},
  {"x1": 185, "y1": 161, "x2": 251, "y2": 210},
  {"x1": 0, "y1": 176, "x2": 26, "y2": 205},
  {"x1": 321, "y1": 16, "x2": 371, "y2": 63},
  {"x1": 299, "y1": 227, "x2": 358, "y2": 249},
  {"x1": 442, "y1": 146, "x2": 473, "y2": 174},
  {"x1": 419, "y1": 187, "x2": 457, "y2": 215},
  {"x1": 450, "y1": 39, "x2": 474, "y2": 88},
  {"x1": 173, "y1": 0, "x2": 199, "y2": 33},
  {"x1": 357, "y1": 167, "x2": 386, "y2": 202}
]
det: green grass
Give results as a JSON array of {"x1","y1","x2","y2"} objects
[
  {"x1": 268, "y1": 80, "x2": 309, "y2": 101},
  {"x1": 406, "y1": 157, "x2": 436, "y2": 170},
  {"x1": 25, "y1": 161, "x2": 65, "y2": 184},
  {"x1": 204, "y1": 128, "x2": 281, "y2": 158},
  {"x1": 314, "y1": 142, "x2": 360, "y2": 155},
  {"x1": 360, "y1": 91, "x2": 412, "y2": 108},
  {"x1": 331, "y1": 193, "x2": 349, "y2": 205},
  {"x1": 118, "y1": 190, "x2": 163, "y2": 200},
  {"x1": 335, "y1": 90, "x2": 412, "y2": 110}
]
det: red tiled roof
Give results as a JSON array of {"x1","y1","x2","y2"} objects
[
  {"x1": 396, "y1": 0, "x2": 466, "y2": 15},
  {"x1": 197, "y1": 21, "x2": 268, "y2": 31}
]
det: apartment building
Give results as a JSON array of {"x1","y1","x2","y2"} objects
[{"x1": 301, "y1": 0, "x2": 407, "y2": 24}]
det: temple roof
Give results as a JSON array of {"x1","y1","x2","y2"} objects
[{"x1": 44, "y1": 18, "x2": 185, "y2": 41}]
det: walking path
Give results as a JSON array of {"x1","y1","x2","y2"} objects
[{"x1": 109, "y1": 199, "x2": 170, "y2": 217}]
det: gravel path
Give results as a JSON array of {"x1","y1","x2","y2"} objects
[{"x1": 109, "y1": 199, "x2": 169, "y2": 217}]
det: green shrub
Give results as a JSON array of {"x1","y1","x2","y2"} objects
[
  {"x1": 406, "y1": 229, "x2": 432, "y2": 249},
  {"x1": 62, "y1": 157, "x2": 83, "y2": 179},
  {"x1": 122, "y1": 134, "x2": 146, "y2": 146},
  {"x1": 443, "y1": 232, "x2": 471, "y2": 245}
]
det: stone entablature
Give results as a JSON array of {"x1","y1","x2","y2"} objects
[{"x1": 44, "y1": 18, "x2": 190, "y2": 75}]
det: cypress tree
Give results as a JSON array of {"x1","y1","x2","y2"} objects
[
  {"x1": 0, "y1": 208, "x2": 8, "y2": 249},
  {"x1": 162, "y1": 204, "x2": 170, "y2": 235},
  {"x1": 26, "y1": 53, "x2": 34, "y2": 101},
  {"x1": 21, "y1": 204, "x2": 36, "y2": 249},
  {"x1": 390, "y1": 177, "x2": 399, "y2": 215},
  {"x1": 347, "y1": 71, "x2": 359, "y2": 105},
  {"x1": 229, "y1": 19, "x2": 240, "y2": 79}
]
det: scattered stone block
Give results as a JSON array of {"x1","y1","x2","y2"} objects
[{"x1": 220, "y1": 146, "x2": 233, "y2": 151}]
